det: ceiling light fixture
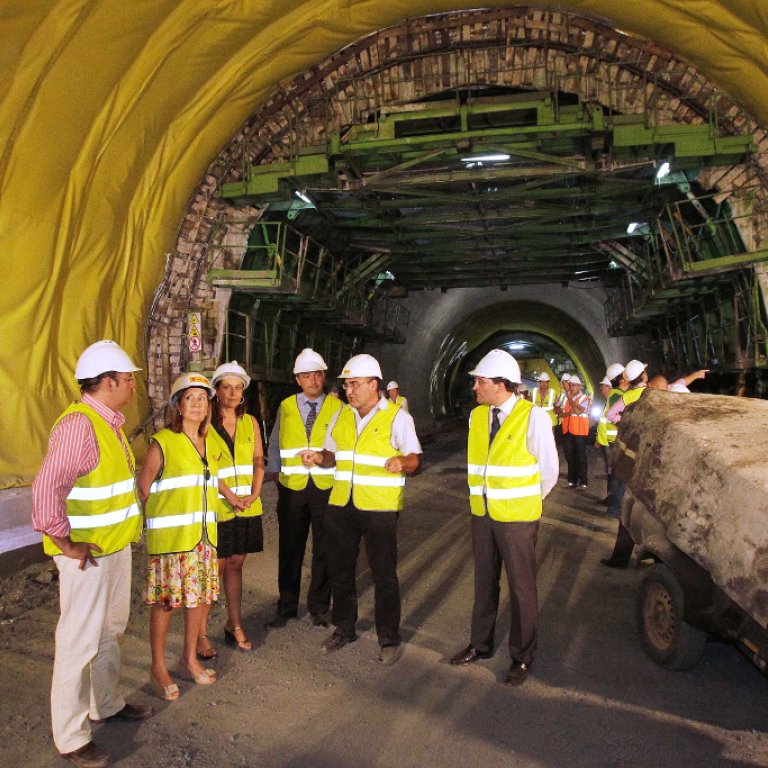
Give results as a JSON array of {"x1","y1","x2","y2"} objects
[
  {"x1": 461, "y1": 153, "x2": 511, "y2": 163},
  {"x1": 655, "y1": 161, "x2": 671, "y2": 180},
  {"x1": 295, "y1": 190, "x2": 313, "y2": 205}
]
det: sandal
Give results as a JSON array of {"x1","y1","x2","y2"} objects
[
  {"x1": 174, "y1": 659, "x2": 216, "y2": 685},
  {"x1": 224, "y1": 625, "x2": 253, "y2": 652},
  {"x1": 150, "y1": 670, "x2": 180, "y2": 701},
  {"x1": 196, "y1": 635, "x2": 218, "y2": 661}
]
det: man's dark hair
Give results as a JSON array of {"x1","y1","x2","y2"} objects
[
  {"x1": 491, "y1": 377, "x2": 517, "y2": 393},
  {"x1": 629, "y1": 373, "x2": 646, "y2": 388},
  {"x1": 77, "y1": 370, "x2": 118, "y2": 394},
  {"x1": 610, "y1": 374, "x2": 623, "y2": 388}
]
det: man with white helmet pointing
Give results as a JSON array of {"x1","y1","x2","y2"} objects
[
  {"x1": 32, "y1": 340, "x2": 153, "y2": 768},
  {"x1": 265, "y1": 348, "x2": 342, "y2": 628},
  {"x1": 450, "y1": 349, "x2": 557, "y2": 686},
  {"x1": 299, "y1": 353, "x2": 422, "y2": 665}
]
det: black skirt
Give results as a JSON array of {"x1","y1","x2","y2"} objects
[{"x1": 216, "y1": 514, "x2": 264, "y2": 558}]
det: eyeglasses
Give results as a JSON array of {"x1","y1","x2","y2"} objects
[
  {"x1": 112, "y1": 374, "x2": 135, "y2": 384},
  {"x1": 342, "y1": 379, "x2": 372, "y2": 391}
]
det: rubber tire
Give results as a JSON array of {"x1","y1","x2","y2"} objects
[{"x1": 637, "y1": 563, "x2": 706, "y2": 670}]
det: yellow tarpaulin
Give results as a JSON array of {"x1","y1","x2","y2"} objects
[{"x1": 1, "y1": 0, "x2": 766, "y2": 486}]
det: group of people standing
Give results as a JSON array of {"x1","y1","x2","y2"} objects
[{"x1": 32, "y1": 341, "x2": 423, "y2": 768}]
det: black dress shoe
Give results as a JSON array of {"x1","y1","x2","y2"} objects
[
  {"x1": 504, "y1": 661, "x2": 529, "y2": 687},
  {"x1": 309, "y1": 613, "x2": 329, "y2": 628},
  {"x1": 321, "y1": 631, "x2": 357, "y2": 653},
  {"x1": 94, "y1": 703, "x2": 154, "y2": 723},
  {"x1": 265, "y1": 614, "x2": 295, "y2": 629},
  {"x1": 449, "y1": 645, "x2": 491, "y2": 665},
  {"x1": 600, "y1": 556, "x2": 629, "y2": 570}
]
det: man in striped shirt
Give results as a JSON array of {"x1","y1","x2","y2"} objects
[{"x1": 32, "y1": 341, "x2": 152, "y2": 768}]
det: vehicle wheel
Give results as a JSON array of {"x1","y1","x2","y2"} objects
[{"x1": 637, "y1": 563, "x2": 706, "y2": 670}]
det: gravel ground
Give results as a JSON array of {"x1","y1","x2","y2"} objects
[{"x1": 1, "y1": 431, "x2": 767, "y2": 768}]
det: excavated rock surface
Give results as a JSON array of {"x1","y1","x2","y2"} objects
[{"x1": 615, "y1": 389, "x2": 768, "y2": 628}]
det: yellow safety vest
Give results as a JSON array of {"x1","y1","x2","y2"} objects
[
  {"x1": 328, "y1": 401, "x2": 406, "y2": 511},
  {"x1": 210, "y1": 415, "x2": 263, "y2": 521},
  {"x1": 44, "y1": 403, "x2": 142, "y2": 557},
  {"x1": 467, "y1": 400, "x2": 542, "y2": 523},
  {"x1": 532, "y1": 387, "x2": 557, "y2": 427},
  {"x1": 278, "y1": 395, "x2": 342, "y2": 491},
  {"x1": 596, "y1": 388, "x2": 624, "y2": 446},
  {"x1": 393, "y1": 394, "x2": 409, "y2": 411},
  {"x1": 622, "y1": 386, "x2": 646, "y2": 406},
  {"x1": 144, "y1": 429, "x2": 219, "y2": 554}
]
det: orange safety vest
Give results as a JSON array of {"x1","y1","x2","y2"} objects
[{"x1": 562, "y1": 393, "x2": 590, "y2": 436}]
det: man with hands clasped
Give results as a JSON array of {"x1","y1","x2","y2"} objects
[{"x1": 299, "y1": 353, "x2": 422, "y2": 666}]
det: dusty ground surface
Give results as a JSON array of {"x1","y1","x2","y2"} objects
[{"x1": 1, "y1": 429, "x2": 767, "y2": 768}]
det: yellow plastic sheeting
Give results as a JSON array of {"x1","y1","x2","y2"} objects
[{"x1": 1, "y1": 1, "x2": 767, "y2": 486}]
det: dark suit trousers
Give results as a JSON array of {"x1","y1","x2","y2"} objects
[
  {"x1": 275, "y1": 479, "x2": 331, "y2": 617},
  {"x1": 469, "y1": 514, "x2": 539, "y2": 665},
  {"x1": 563, "y1": 432, "x2": 588, "y2": 485},
  {"x1": 324, "y1": 503, "x2": 401, "y2": 647}
]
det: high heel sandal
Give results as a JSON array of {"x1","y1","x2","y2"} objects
[
  {"x1": 224, "y1": 625, "x2": 253, "y2": 652},
  {"x1": 150, "y1": 670, "x2": 180, "y2": 701},
  {"x1": 196, "y1": 635, "x2": 218, "y2": 661},
  {"x1": 174, "y1": 659, "x2": 216, "y2": 685}
]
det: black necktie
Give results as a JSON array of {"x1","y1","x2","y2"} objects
[
  {"x1": 490, "y1": 407, "x2": 501, "y2": 444},
  {"x1": 305, "y1": 401, "x2": 317, "y2": 439}
]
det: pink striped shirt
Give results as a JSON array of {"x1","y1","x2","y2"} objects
[{"x1": 31, "y1": 393, "x2": 129, "y2": 537}]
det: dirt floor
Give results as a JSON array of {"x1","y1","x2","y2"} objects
[{"x1": 1, "y1": 429, "x2": 767, "y2": 768}]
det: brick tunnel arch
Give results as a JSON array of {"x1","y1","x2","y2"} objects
[{"x1": 146, "y1": 5, "x2": 768, "y2": 427}]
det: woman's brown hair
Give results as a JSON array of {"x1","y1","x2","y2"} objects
[{"x1": 169, "y1": 387, "x2": 211, "y2": 436}]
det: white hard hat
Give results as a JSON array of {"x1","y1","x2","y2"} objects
[
  {"x1": 170, "y1": 372, "x2": 214, "y2": 404},
  {"x1": 625, "y1": 359, "x2": 648, "y2": 381},
  {"x1": 570, "y1": 375, "x2": 582, "y2": 386},
  {"x1": 338, "y1": 353, "x2": 382, "y2": 379},
  {"x1": 600, "y1": 377, "x2": 612, "y2": 387},
  {"x1": 75, "y1": 340, "x2": 141, "y2": 380},
  {"x1": 537, "y1": 372, "x2": 550, "y2": 382},
  {"x1": 293, "y1": 348, "x2": 328, "y2": 374},
  {"x1": 212, "y1": 360, "x2": 250, "y2": 388},
  {"x1": 606, "y1": 363, "x2": 625, "y2": 381},
  {"x1": 386, "y1": 381, "x2": 399, "y2": 391},
  {"x1": 561, "y1": 373, "x2": 571, "y2": 382},
  {"x1": 468, "y1": 349, "x2": 522, "y2": 384}
]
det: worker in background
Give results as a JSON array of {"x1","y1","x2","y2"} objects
[
  {"x1": 600, "y1": 359, "x2": 648, "y2": 568},
  {"x1": 299, "y1": 354, "x2": 422, "y2": 666},
  {"x1": 595, "y1": 363, "x2": 627, "y2": 504},
  {"x1": 264, "y1": 348, "x2": 342, "y2": 628},
  {"x1": 531, "y1": 372, "x2": 557, "y2": 435},
  {"x1": 386, "y1": 380, "x2": 408, "y2": 411},
  {"x1": 32, "y1": 340, "x2": 153, "y2": 768},
  {"x1": 560, "y1": 375, "x2": 591, "y2": 489},
  {"x1": 450, "y1": 349, "x2": 558, "y2": 686}
]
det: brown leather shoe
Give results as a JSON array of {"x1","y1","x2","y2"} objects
[
  {"x1": 61, "y1": 741, "x2": 112, "y2": 768},
  {"x1": 504, "y1": 661, "x2": 529, "y2": 686}
]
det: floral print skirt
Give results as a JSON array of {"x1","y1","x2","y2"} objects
[{"x1": 145, "y1": 539, "x2": 219, "y2": 608}]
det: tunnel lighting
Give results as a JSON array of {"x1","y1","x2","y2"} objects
[
  {"x1": 590, "y1": 405, "x2": 602, "y2": 418},
  {"x1": 508, "y1": 342, "x2": 527, "y2": 350},
  {"x1": 655, "y1": 161, "x2": 671, "y2": 180},
  {"x1": 295, "y1": 190, "x2": 314, "y2": 205},
  {"x1": 609, "y1": 260, "x2": 620, "y2": 269},
  {"x1": 626, "y1": 222, "x2": 640, "y2": 234},
  {"x1": 461, "y1": 153, "x2": 510, "y2": 163}
]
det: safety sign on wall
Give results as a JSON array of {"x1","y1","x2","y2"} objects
[{"x1": 188, "y1": 312, "x2": 202, "y2": 353}]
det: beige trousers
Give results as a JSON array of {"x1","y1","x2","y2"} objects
[{"x1": 51, "y1": 545, "x2": 131, "y2": 753}]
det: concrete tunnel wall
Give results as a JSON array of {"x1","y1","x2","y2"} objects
[{"x1": 377, "y1": 283, "x2": 639, "y2": 430}]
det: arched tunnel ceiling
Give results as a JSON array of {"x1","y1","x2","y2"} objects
[{"x1": 1, "y1": 0, "x2": 768, "y2": 485}]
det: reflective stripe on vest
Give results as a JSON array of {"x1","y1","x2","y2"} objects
[
  {"x1": 209, "y1": 415, "x2": 263, "y2": 521},
  {"x1": 329, "y1": 402, "x2": 405, "y2": 511},
  {"x1": 562, "y1": 393, "x2": 590, "y2": 436},
  {"x1": 279, "y1": 395, "x2": 342, "y2": 491},
  {"x1": 596, "y1": 389, "x2": 623, "y2": 446},
  {"x1": 144, "y1": 429, "x2": 219, "y2": 554},
  {"x1": 43, "y1": 403, "x2": 141, "y2": 557},
  {"x1": 467, "y1": 400, "x2": 542, "y2": 522},
  {"x1": 532, "y1": 388, "x2": 557, "y2": 427}
]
